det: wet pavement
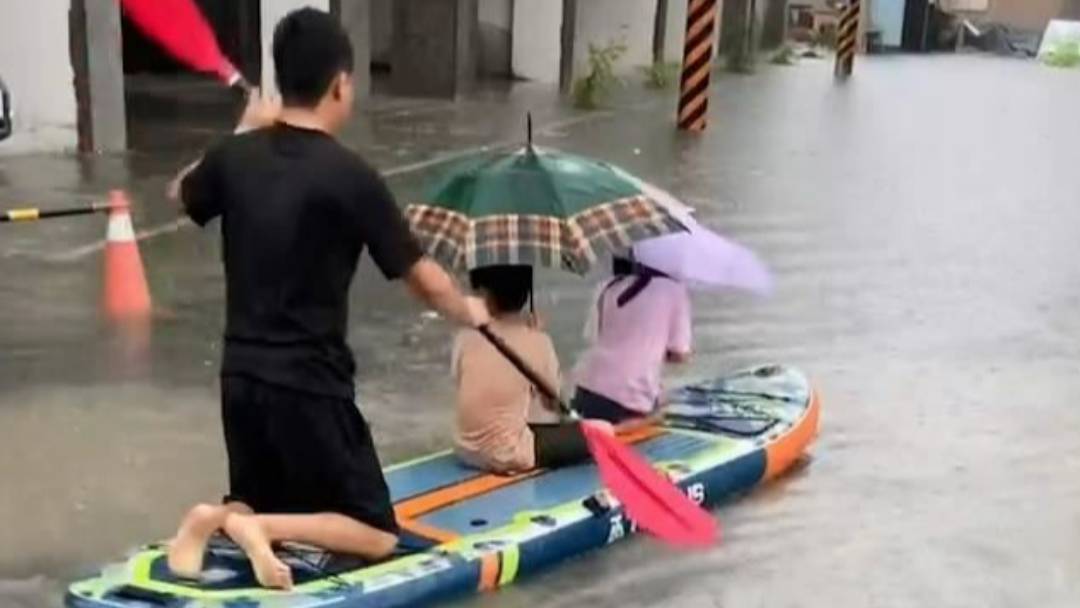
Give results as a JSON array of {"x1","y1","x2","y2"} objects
[{"x1": 2, "y1": 54, "x2": 1080, "y2": 607}]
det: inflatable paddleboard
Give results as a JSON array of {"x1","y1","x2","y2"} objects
[{"x1": 66, "y1": 365, "x2": 819, "y2": 608}]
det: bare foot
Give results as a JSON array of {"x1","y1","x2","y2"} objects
[
  {"x1": 168, "y1": 504, "x2": 228, "y2": 579},
  {"x1": 224, "y1": 513, "x2": 293, "y2": 590}
]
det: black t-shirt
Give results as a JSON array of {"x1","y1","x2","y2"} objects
[{"x1": 181, "y1": 123, "x2": 422, "y2": 399}]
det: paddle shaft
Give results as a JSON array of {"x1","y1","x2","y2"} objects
[
  {"x1": 1, "y1": 202, "x2": 112, "y2": 223},
  {"x1": 477, "y1": 325, "x2": 575, "y2": 418}
]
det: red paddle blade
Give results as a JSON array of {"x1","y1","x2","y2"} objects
[
  {"x1": 582, "y1": 424, "x2": 719, "y2": 548},
  {"x1": 119, "y1": 0, "x2": 239, "y2": 85}
]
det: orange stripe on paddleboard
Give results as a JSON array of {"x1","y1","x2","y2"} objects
[
  {"x1": 393, "y1": 426, "x2": 667, "y2": 543},
  {"x1": 394, "y1": 470, "x2": 545, "y2": 521},
  {"x1": 764, "y1": 388, "x2": 821, "y2": 480},
  {"x1": 398, "y1": 518, "x2": 460, "y2": 544},
  {"x1": 395, "y1": 427, "x2": 664, "y2": 520}
]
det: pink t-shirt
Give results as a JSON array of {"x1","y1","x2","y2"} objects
[{"x1": 574, "y1": 277, "x2": 692, "y2": 414}]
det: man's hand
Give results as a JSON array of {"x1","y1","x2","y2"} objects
[
  {"x1": 166, "y1": 90, "x2": 281, "y2": 207},
  {"x1": 406, "y1": 258, "x2": 490, "y2": 328},
  {"x1": 235, "y1": 88, "x2": 280, "y2": 133},
  {"x1": 665, "y1": 350, "x2": 692, "y2": 364},
  {"x1": 167, "y1": 158, "x2": 201, "y2": 204}
]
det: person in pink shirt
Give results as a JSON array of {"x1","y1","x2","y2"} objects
[{"x1": 572, "y1": 257, "x2": 692, "y2": 428}]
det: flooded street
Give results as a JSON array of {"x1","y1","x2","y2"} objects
[{"x1": 2, "y1": 55, "x2": 1080, "y2": 607}]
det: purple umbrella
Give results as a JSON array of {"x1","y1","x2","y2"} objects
[{"x1": 629, "y1": 183, "x2": 773, "y2": 295}]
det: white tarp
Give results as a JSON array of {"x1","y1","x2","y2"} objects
[{"x1": 1038, "y1": 19, "x2": 1080, "y2": 59}]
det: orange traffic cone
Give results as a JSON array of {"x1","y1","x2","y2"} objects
[{"x1": 102, "y1": 190, "x2": 152, "y2": 321}]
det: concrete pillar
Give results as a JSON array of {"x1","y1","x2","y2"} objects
[
  {"x1": 721, "y1": 0, "x2": 761, "y2": 72},
  {"x1": 653, "y1": 0, "x2": 670, "y2": 64},
  {"x1": 333, "y1": 0, "x2": 372, "y2": 99},
  {"x1": 71, "y1": 0, "x2": 127, "y2": 153},
  {"x1": 478, "y1": 0, "x2": 513, "y2": 77},
  {"x1": 761, "y1": 0, "x2": 789, "y2": 49},
  {"x1": 370, "y1": 0, "x2": 393, "y2": 68},
  {"x1": 261, "y1": 0, "x2": 331, "y2": 94},
  {"x1": 391, "y1": 0, "x2": 478, "y2": 98},
  {"x1": 559, "y1": 0, "x2": 578, "y2": 92}
]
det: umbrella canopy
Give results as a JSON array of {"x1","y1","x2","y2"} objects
[
  {"x1": 624, "y1": 181, "x2": 772, "y2": 294},
  {"x1": 631, "y1": 211, "x2": 773, "y2": 295},
  {"x1": 405, "y1": 146, "x2": 685, "y2": 274}
]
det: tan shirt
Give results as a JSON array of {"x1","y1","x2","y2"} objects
[{"x1": 452, "y1": 318, "x2": 560, "y2": 474}]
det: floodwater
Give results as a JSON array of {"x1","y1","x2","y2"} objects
[{"x1": 2, "y1": 55, "x2": 1079, "y2": 607}]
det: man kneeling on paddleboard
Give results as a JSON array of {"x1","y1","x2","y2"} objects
[{"x1": 164, "y1": 9, "x2": 488, "y2": 590}]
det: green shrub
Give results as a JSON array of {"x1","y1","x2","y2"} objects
[
  {"x1": 770, "y1": 45, "x2": 797, "y2": 65},
  {"x1": 573, "y1": 40, "x2": 628, "y2": 109},
  {"x1": 1044, "y1": 42, "x2": 1080, "y2": 68},
  {"x1": 638, "y1": 61, "x2": 681, "y2": 89}
]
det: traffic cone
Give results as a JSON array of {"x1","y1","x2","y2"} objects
[{"x1": 102, "y1": 190, "x2": 152, "y2": 321}]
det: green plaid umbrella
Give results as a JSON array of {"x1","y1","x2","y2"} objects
[{"x1": 405, "y1": 146, "x2": 685, "y2": 274}]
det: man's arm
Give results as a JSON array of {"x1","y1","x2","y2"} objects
[
  {"x1": 166, "y1": 159, "x2": 202, "y2": 205},
  {"x1": 665, "y1": 351, "x2": 692, "y2": 364},
  {"x1": 166, "y1": 90, "x2": 280, "y2": 209},
  {"x1": 665, "y1": 284, "x2": 693, "y2": 365},
  {"x1": 404, "y1": 258, "x2": 490, "y2": 328}
]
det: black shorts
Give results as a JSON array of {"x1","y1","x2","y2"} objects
[
  {"x1": 528, "y1": 422, "x2": 591, "y2": 469},
  {"x1": 571, "y1": 387, "x2": 644, "y2": 424},
  {"x1": 220, "y1": 375, "x2": 398, "y2": 534}
]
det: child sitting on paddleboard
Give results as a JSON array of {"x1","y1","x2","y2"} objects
[
  {"x1": 572, "y1": 256, "x2": 692, "y2": 429},
  {"x1": 454, "y1": 265, "x2": 608, "y2": 474}
]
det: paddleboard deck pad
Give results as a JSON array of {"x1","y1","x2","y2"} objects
[{"x1": 66, "y1": 365, "x2": 819, "y2": 608}]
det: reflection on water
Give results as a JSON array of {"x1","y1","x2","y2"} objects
[{"x1": 2, "y1": 56, "x2": 1080, "y2": 607}]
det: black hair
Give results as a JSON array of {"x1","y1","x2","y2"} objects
[
  {"x1": 272, "y1": 8, "x2": 354, "y2": 107},
  {"x1": 469, "y1": 265, "x2": 533, "y2": 315}
]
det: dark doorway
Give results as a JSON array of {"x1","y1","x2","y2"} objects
[
  {"x1": 901, "y1": 0, "x2": 930, "y2": 51},
  {"x1": 121, "y1": 0, "x2": 260, "y2": 80},
  {"x1": 122, "y1": 0, "x2": 260, "y2": 152}
]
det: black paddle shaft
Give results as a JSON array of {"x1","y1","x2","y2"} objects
[
  {"x1": 1, "y1": 202, "x2": 111, "y2": 223},
  {"x1": 477, "y1": 324, "x2": 575, "y2": 418}
]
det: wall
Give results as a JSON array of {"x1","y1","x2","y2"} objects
[
  {"x1": 512, "y1": 0, "x2": 563, "y2": 82},
  {"x1": 943, "y1": 0, "x2": 1068, "y2": 31},
  {"x1": 478, "y1": 0, "x2": 513, "y2": 76},
  {"x1": 261, "y1": 0, "x2": 331, "y2": 93},
  {"x1": 986, "y1": 0, "x2": 1066, "y2": 31},
  {"x1": 0, "y1": 0, "x2": 77, "y2": 153},
  {"x1": 872, "y1": 0, "x2": 907, "y2": 46}
]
